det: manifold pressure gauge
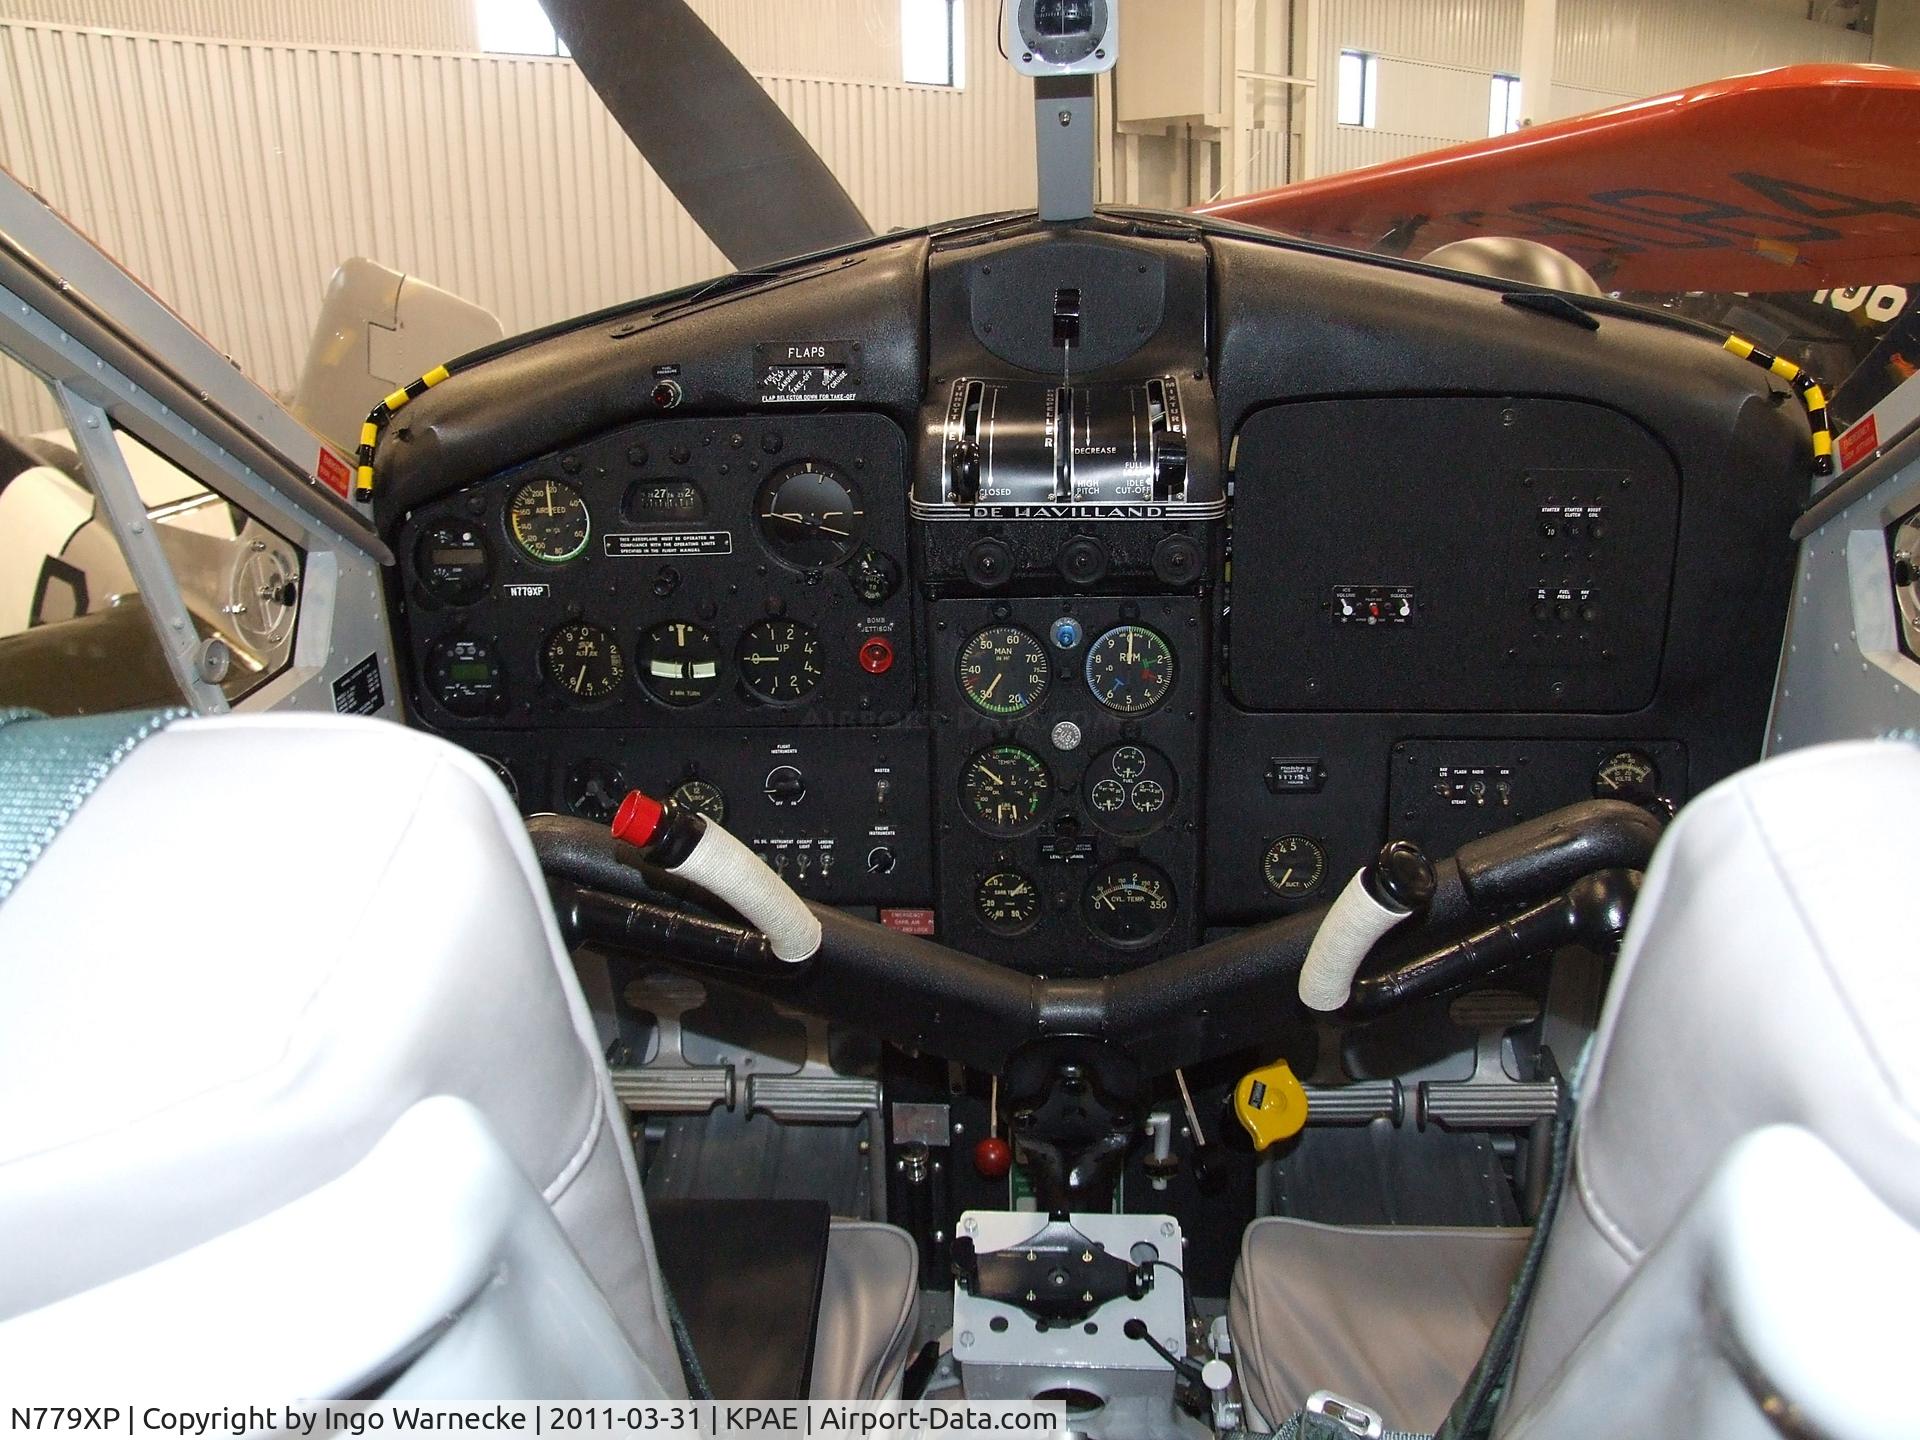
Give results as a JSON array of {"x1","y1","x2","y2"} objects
[{"x1": 959, "y1": 625, "x2": 1051, "y2": 717}]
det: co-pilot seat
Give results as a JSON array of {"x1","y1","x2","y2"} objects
[
  {"x1": 1230, "y1": 739, "x2": 1920, "y2": 1437},
  {"x1": 0, "y1": 710, "x2": 918, "y2": 1398}
]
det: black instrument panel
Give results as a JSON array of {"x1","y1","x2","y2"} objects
[{"x1": 384, "y1": 215, "x2": 1809, "y2": 973}]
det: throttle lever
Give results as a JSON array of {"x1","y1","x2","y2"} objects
[{"x1": 1298, "y1": 840, "x2": 1436, "y2": 1012}]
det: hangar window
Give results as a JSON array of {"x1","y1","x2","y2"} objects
[
  {"x1": 1489, "y1": 73, "x2": 1523, "y2": 135},
  {"x1": 475, "y1": 0, "x2": 568, "y2": 56},
  {"x1": 1337, "y1": 49, "x2": 1380, "y2": 128},
  {"x1": 0, "y1": 352, "x2": 186, "y2": 715},
  {"x1": 902, "y1": 0, "x2": 964, "y2": 87}
]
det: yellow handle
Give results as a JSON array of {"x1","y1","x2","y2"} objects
[{"x1": 1234, "y1": 1059, "x2": 1309, "y2": 1151}]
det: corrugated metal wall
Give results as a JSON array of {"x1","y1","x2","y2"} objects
[
  {"x1": 0, "y1": 0, "x2": 477, "y2": 49},
  {"x1": 0, "y1": 2, "x2": 1032, "y2": 435},
  {"x1": 1310, "y1": 0, "x2": 1871, "y2": 177}
]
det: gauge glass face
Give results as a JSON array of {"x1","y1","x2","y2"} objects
[
  {"x1": 958, "y1": 625, "x2": 1051, "y2": 717},
  {"x1": 638, "y1": 621, "x2": 723, "y2": 706},
  {"x1": 737, "y1": 619, "x2": 823, "y2": 703},
  {"x1": 477, "y1": 754, "x2": 519, "y2": 805},
  {"x1": 960, "y1": 744, "x2": 1052, "y2": 836},
  {"x1": 1262, "y1": 835, "x2": 1327, "y2": 899},
  {"x1": 1085, "y1": 624, "x2": 1175, "y2": 714},
  {"x1": 669, "y1": 777, "x2": 727, "y2": 824},
  {"x1": 566, "y1": 759, "x2": 626, "y2": 823},
  {"x1": 756, "y1": 460, "x2": 865, "y2": 568},
  {"x1": 416, "y1": 523, "x2": 492, "y2": 604},
  {"x1": 1082, "y1": 859, "x2": 1176, "y2": 948},
  {"x1": 1081, "y1": 742, "x2": 1177, "y2": 837},
  {"x1": 976, "y1": 870, "x2": 1041, "y2": 934},
  {"x1": 507, "y1": 478, "x2": 591, "y2": 563},
  {"x1": 544, "y1": 621, "x2": 624, "y2": 701},
  {"x1": 427, "y1": 636, "x2": 505, "y2": 716},
  {"x1": 1593, "y1": 750, "x2": 1659, "y2": 799}
]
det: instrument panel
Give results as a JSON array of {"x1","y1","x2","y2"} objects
[{"x1": 384, "y1": 216, "x2": 1809, "y2": 975}]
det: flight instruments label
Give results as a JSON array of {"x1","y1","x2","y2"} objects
[
  {"x1": 757, "y1": 341, "x2": 860, "y2": 403},
  {"x1": 603, "y1": 530, "x2": 732, "y2": 557}
]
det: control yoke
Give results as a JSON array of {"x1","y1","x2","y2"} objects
[{"x1": 532, "y1": 797, "x2": 1661, "y2": 1080}]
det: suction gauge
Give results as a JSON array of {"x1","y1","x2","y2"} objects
[{"x1": 1262, "y1": 835, "x2": 1327, "y2": 899}]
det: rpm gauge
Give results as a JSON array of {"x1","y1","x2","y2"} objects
[
  {"x1": 958, "y1": 625, "x2": 1051, "y2": 717},
  {"x1": 960, "y1": 743, "x2": 1052, "y2": 836},
  {"x1": 507, "y1": 478, "x2": 591, "y2": 564},
  {"x1": 1082, "y1": 859, "x2": 1176, "y2": 948},
  {"x1": 544, "y1": 621, "x2": 625, "y2": 702},
  {"x1": 737, "y1": 619, "x2": 823, "y2": 703},
  {"x1": 1085, "y1": 624, "x2": 1175, "y2": 715},
  {"x1": 976, "y1": 870, "x2": 1042, "y2": 934},
  {"x1": 756, "y1": 460, "x2": 864, "y2": 569}
]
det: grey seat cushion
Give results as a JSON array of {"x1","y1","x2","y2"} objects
[
  {"x1": 1229, "y1": 1217, "x2": 1529, "y2": 1433},
  {"x1": 813, "y1": 1220, "x2": 921, "y2": 1399}
]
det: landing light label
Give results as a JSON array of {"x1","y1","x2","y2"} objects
[
  {"x1": 603, "y1": 531, "x2": 732, "y2": 558},
  {"x1": 757, "y1": 341, "x2": 860, "y2": 404}
]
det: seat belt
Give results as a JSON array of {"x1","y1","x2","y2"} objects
[{"x1": 1268, "y1": 1049, "x2": 1578, "y2": 1440}]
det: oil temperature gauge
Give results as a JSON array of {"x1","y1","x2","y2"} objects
[
  {"x1": 1082, "y1": 859, "x2": 1176, "y2": 948},
  {"x1": 976, "y1": 869, "x2": 1041, "y2": 935},
  {"x1": 960, "y1": 744, "x2": 1052, "y2": 836}
]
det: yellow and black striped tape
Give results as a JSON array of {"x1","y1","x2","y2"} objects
[
  {"x1": 354, "y1": 362, "x2": 454, "y2": 500},
  {"x1": 1723, "y1": 334, "x2": 1833, "y2": 477}
]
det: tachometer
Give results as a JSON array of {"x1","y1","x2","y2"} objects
[
  {"x1": 958, "y1": 625, "x2": 1051, "y2": 717},
  {"x1": 1082, "y1": 859, "x2": 1176, "y2": 948},
  {"x1": 976, "y1": 870, "x2": 1041, "y2": 934},
  {"x1": 1085, "y1": 624, "x2": 1174, "y2": 714},
  {"x1": 737, "y1": 619, "x2": 823, "y2": 703},
  {"x1": 756, "y1": 460, "x2": 865, "y2": 569},
  {"x1": 960, "y1": 743, "x2": 1052, "y2": 835},
  {"x1": 638, "y1": 621, "x2": 723, "y2": 706},
  {"x1": 544, "y1": 621, "x2": 624, "y2": 701},
  {"x1": 507, "y1": 478, "x2": 591, "y2": 563}
]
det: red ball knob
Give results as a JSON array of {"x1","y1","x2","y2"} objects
[{"x1": 973, "y1": 1136, "x2": 1012, "y2": 1179}]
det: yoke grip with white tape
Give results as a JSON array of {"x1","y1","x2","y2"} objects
[
  {"x1": 1297, "y1": 841, "x2": 1435, "y2": 1012},
  {"x1": 610, "y1": 792, "x2": 822, "y2": 963}
]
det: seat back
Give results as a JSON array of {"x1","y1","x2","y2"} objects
[
  {"x1": 1502, "y1": 740, "x2": 1920, "y2": 1425},
  {"x1": 0, "y1": 1096, "x2": 665, "y2": 1399},
  {"x1": 0, "y1": 712, "x2": 685, "y2": 1394}
]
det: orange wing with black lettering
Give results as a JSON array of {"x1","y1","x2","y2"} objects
[{"x1": 1196, "y1": 64, "x2": 1920, "y2": 295}]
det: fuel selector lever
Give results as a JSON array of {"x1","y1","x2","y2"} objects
[{"x1": 1297, "y1": 840, "x2": 1436, "y2": 1011}]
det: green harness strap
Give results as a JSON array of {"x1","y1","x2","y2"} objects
[{"x1": 0, "y1": 707, "x2": 189, "y2": 900}]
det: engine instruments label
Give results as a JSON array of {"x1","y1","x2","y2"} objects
[
  {"x1": 757, "y1": 341, "x2": 860, "y2": 404},
  {"x1": 602, "y1": 530, "x2": 733, "y2": 558}
]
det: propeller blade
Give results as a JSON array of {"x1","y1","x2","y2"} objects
[{"x1": 543, "y1": 0, "x2": 873, "y2": 271}]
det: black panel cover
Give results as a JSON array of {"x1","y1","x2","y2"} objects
[
  {"x1": 650, "y1": 1198, "x2": 829, "y2": 1398},
  {"x1": 1227, "y1": 397, "x2": 1679, "y2": 712}
]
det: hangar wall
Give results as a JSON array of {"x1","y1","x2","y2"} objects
[
  {"x1": 0, "y1": 1, "x2": 1029, "y2": 434},
  {"x1": 1312, "y1": 0, "x2": 1873, "y2": 176}
]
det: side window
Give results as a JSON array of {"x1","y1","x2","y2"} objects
[
  {"x1": 0, "y1": 348, "x2": 305, "y2": 715},
  {"x1": 109, "y1": 425, "x2": 305, "y2": 704},
  {"x1": 0, "y1": 350, "x2": 187, "y2": 715}
]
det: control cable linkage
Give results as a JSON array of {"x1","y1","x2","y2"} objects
[{"x1": 533, "y1": 795, "x2": 1658, "y2": 1211}]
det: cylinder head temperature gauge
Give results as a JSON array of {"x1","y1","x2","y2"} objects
[{"x1": 1082, "y1": 859, "x2": 1176, "y2": 948}]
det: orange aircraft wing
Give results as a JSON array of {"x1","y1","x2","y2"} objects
[{"x1": 1197, "y1": 64, "x2": 1920, "y2": 294}]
